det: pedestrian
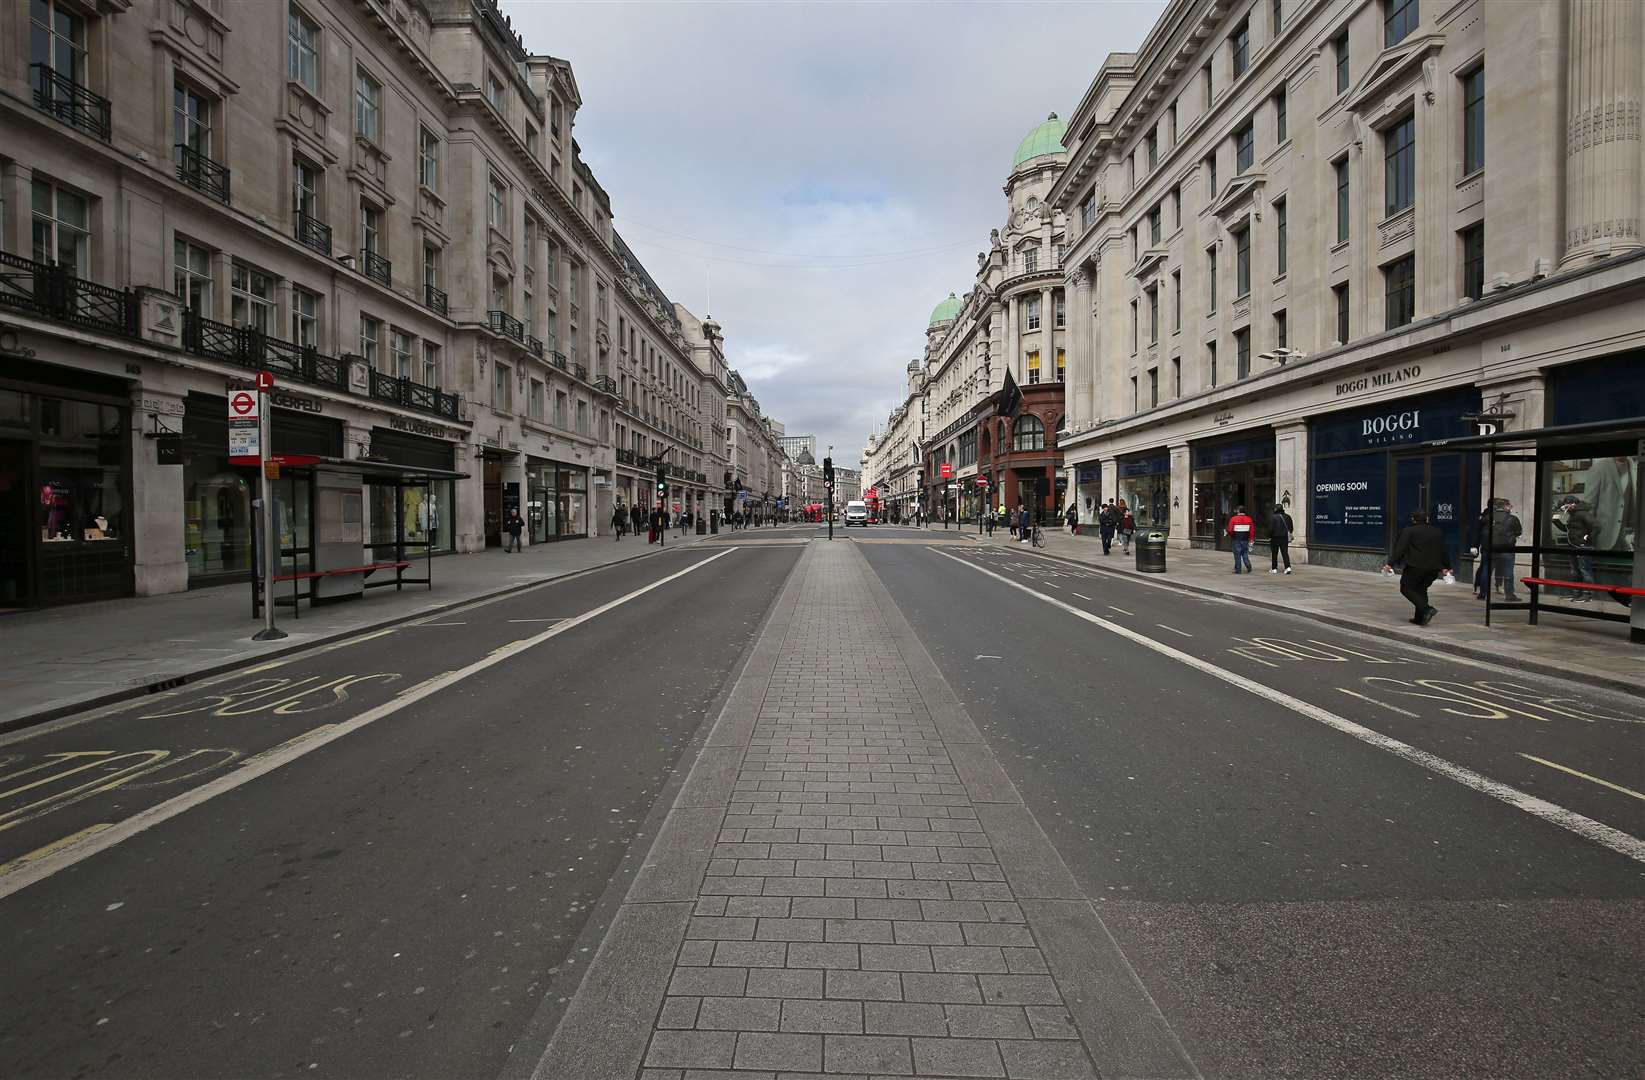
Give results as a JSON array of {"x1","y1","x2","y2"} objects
[
  {"x1": 504, "y1": 509, "x2": 524, "y2": 553},
  {"x1": 632, "y1": 504, "x2": 645, "y2": 537},
  {"x1": 611, "y1": 503, "x2": 626, "y2": 541},
  {"x1": 1065, "y1": 504, "x2": 1079, "y2": 535},
  {"x1": 653, "y1": 506, "x2": 668, "y2": 547},
  {"x1": 1017, "y1": 504, "x2": 1031, "y2": 544},
  {"x1": 1098, "y1": 501, "x2": 1115, "y2": 555},
  {"x1": 1226, "y1": 504, "x2": 1254, "y2": 573},
  {"x1": 1385, "y1": 510, "x2": 1452, "y2": 626},
  {"x1": 1118, "y1": 502, "x2": 1136, "y2": 555},
  {"x1": 1481, "y1": 497, "x2": 1523, "y2": 601},
  {"x1": 1554, "y1": 495, "x2": 1598, "y2": 600},
  {"x1": 1268, "y1": 502, "x2": 1294, "y2": 574},
  {"x1": 985, "y1": 507, "x2": 994, "y2": 536}
]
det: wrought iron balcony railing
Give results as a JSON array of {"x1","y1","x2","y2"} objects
[
  {"x1": 175, "y1": 144, "x2": 231, "y2": 203},
  {"x1": 549, "y1": 351, "x2": 569, "y2": 372},
  {"x1": 0, "y1": 249, "x2": 137, "y2": 337},
  {"x1": 32, "y1": 64, "x2": 111, "y2": 141},
  {"x1": 295, "y1": 213, "x2": 331, "y2": 256},
  {"x1": 574, "y1": 363, "x2": 588, "y2": 382},
  {"x1": 526, "y1": 335, "x2": 544, "y2": 358},
  {"x1": 361, "y1": 249, "x2": 391, "y2": 287},
  {"x1": 487, "y1": 310, "x2": 523, "y2": 341},
  {"x1": 367, "y1": 367, "x2": 460, "y2": 420},
  {"x1": 616, "y1": 448, "x2": 636, "y2": 465},
  {"x1": 182, "y1": 311, "x2": 349, "y2": 390},
  {"x1": 595, "y1": 375, "x2": 617, "y2": 394},
  {"x1": 424, "y1": 283, "x2": 447, "y2": 318}
]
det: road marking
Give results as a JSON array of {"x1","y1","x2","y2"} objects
[
  {"x1": 975, "y1": 655, "x2": 1004, "y2": 660},
  {"x1": 408, "y1": 621, "x2": 468, "y2": 627},
  {"x1": 1108, "y1": 605, "x2": 1134, "y2": 616},
  {"x1": 1519, "y1": 755, "x2": 1645, "y2": 802},
  {"x1": 0, "y1": 548, "x2": 740, "y2": 900},
  {"x1": 1156, "y1": 624, "x2": 1192, "y2": 638},
  {"x1": 935, "y1": 549, "x2": 1645, "y2": 866},
  {"x1": 507, "y1": 618, "x2": 564, "y2": 623},
  {"x1": 1336, "y1": 687, "x2": 1421, "y2": 718},
  {"x1": 0, "y1": 823, "x2": 112, "y2": 877},
  {"x1": 1072, "y1": 593, "x2": 1093, "y2": 601}
]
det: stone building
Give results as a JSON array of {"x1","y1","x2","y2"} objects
[
  {"x1": 0, "y1": 0, "x2": 727, "y2": 607},
  {"x1": 1052, "y1": 0, "x2": 1644, "y2": 568},
  {"x1": 725, "y1": 370, "x2": 785, "y2": 523},
  {"x1": 863, "y1": 358, "x2": 928, "y2": 523}
]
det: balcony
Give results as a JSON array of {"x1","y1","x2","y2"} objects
[
  {"x1": 0, "y1": 250, "x2": 136, "y2": 337},
  {"x1": 616, "y1": 448, "x2": 636, "y2": 466},
  {"x1": 361, "y1": 249, "x2": 392, "y2": 287},
  {"x1": 595, "y1": 375, "x2": 618, "y2": 395},
  {"x1": 175, "y1": 144, "x2": 231, "y2": 204},
  {"x1": 487, "y1": 310, "x2": 523, "y2": 341},
  {"x1": 295, "y1": 213, "x2": 331, "y2": 256},
  {"x1": 32, "y1": 65, "x2": 111, "y2": 141},
  {"x1": 574, "y1": 363, "x2": 588, "y2": 382},
  {"x1": 526, "y1": 335, "x2": 544, "y2": 358},
  {"x1": 424, "y1": 283, "x2": 448, "y2": 318},
  {"x1": 367, "y1": 367, "x2": 461, "y2": 420},
  {"x1": 549, "y1": 351, "x2": 569, "y2": 372},
  {"x1": 182, "y1": 311, "x2": 348, "y2": 390}
]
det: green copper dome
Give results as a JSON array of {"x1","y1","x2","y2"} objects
[
  {"x1": 1012, "y1": 113, "x2": 1067, "y2": 169},
  {"x1": 929, "y1": 293, "x2": 962, "y2": 325}
]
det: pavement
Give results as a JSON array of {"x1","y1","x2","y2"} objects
[
  {"x1": 0, "y1": 525, "x2": 733, "y2": 731},
  {"x1": 944, "y1": 522, "x2": 1645, "y2": 695}
]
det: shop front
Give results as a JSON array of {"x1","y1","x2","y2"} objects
[
  {"x1": 370, "y1": 427, "x2": 459, "y2": 555},
  {"x1": 1074, "y1": 463, "x2": 1101, "y2": 521},
  {"x1": 0, "y1": 364, "x2": 133, "y2": 608},
  {"x1": 1191, "y1": 430, "x2": 1276, "y2": 550},
  {"x1": 1309, "y1": 386, "x2": 1481, "y2": 571},
  {"x1": 1116, "y1": 450, "x2": 1171, "y2": 533},
  {"x1": 525, "y1": 459, "x2": 589, "y2": 543}
]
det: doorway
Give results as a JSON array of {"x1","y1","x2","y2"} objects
[
  {"x1": 0, "y1": 440, "x2": 32, "y2": 607},
  {"x1": 483, "y1": 458, "x2": 503, "y2": 547},
  {"x1": 1394, "y1": 452, "x2": 1472, "y2": 558}
]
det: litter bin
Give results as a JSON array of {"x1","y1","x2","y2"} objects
[
  {"x1": 697, "y1": 518, "x2": 706, "y2": 535},
  {"x1": 1135, "y1": 531, "x2": 1167, "y2": 573}
]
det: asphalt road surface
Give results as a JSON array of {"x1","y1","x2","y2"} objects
[{"x1": 2, "y1": 523, "x2": 1640, "y2": 1079}]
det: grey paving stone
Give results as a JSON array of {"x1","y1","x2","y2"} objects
[
  {"x1": 688, "y1": 916, "x2": 758, "y2": 941},
  {"x1": 963, "y1": 923, "x2": 1035, "y2": 948},
  {"x1": 784, "y1": 942, "x2": 860, "y2": 969},
  {"x1": 853, "y1": 898, "x2": 923, "y2": 921},
  {"x1": 790, "y1": 896, "x2": 857, "y2": 919},
  {"x1": 761, "y1": 877, "x2": 828, "y2": 897},
  {"x1": 931, "y1": 945, "x2": 1009, "y2": 974},
  {"x1": 887, "y1": 879, "x2": 952, "y2": 901},
  {"x1": 694, "y1": 896, "x2": 730, "y2": 917},
  {"x1": 725, "y1": 896, "x2": 792, "y2": 918},
  {"x1": 977, "y1": 975, "x2": 1062, "y2": 1006},
  {"x1": 823, "y1": 1034, "x2": 914, "y2": 1075},
  {"x1": 824, "y1": 918, "x2": 896, "y2": 943},
  {"x1": 943, "y1": 1004, "x2": 1033, "y2": 1040},
  {"x1": 669, "y1": 966, "x2": 748, "y2": 997},
  {"x1": 756, "y1": 917, "x2": 826, "y2": 942},
  {"x1": 656, "y1": 996, "x2": 701, "y2": 1029},
  {"x1": 745, "y1": 967, "x2": 823, "y2": 999},
  {"x1": 892, "y1": 920, "x2": 966, "y2": 946},
  {"x1": 714, "y1": 940, "x2": 790, "y2": 968},
  {"x1": 911, "y1": 1035, "x2": 1006, "y2": 1077},
  {"x1": 900, "y1": 972, "x2": 983, "y2": 1004},
  {"x1": 824, "y1": 968, "x2": 904, "y2": 1002},
  {"x1": 862, "y1": 1002, "x2": 948, "y2": 1038},
  {"x1": 696, "y1": 995, "x2": 782, "y2": 1032},
  {"x1": 858, "y1": 943, "x2": 934, "y2": 972},
  {"x1": 643, "y1": 1029, "x2": 737, "y2": 1070},
  {"x1": 731, "y1": 1031, "x2": 822, "y2": 1072},
  {"x1": 675, "y1": 939, "x2": 717, "y2": 966},
  {"x1": 996, "y1": 1039, "x2": 1099, "y2": 1079},
  {"x1": 1000, "y1": 948, "x2": 1050, "y2": 976},
  {"x1": 1023, "y1": 1007, "x2": 1080, "y2": 1041},
  {"x1": 781, "y1": 998, "x2": 863, "y2": 1034}
]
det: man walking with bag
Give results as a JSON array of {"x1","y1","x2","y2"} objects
[
  {"x1": 1098, "y1": 501, "x2": 1116, "y2": 555},
  {"x1": 1385, "y1": 510, "x2": 1452, "y2": 626},
  {"x1": 1268, "y1": 503, "x2": 1294, "y2": 574},
  {"x1": 1227, "y1": 505, "x2": 1255, "y2": 573}
]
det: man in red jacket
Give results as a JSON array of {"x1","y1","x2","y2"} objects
[{"x1": 1227, "y1": 505, "x2": 1255, "y2": 573}]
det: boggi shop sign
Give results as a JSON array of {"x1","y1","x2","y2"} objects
[{"x1": 1362, "y1": 409, "x2": 1420, "y2": 438}]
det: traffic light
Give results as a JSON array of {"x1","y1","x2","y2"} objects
[
  {"x1": 823, "y1": 456, "x2": 834, "y2": 485},
  {"x1": 656, "y1": 465, "x2": 667, "y2": 499}
]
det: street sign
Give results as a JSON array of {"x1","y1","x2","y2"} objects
[
  {"x1": 255, "y1": 370, "x2": 276, "y2": 392},
  {"x1": 940, "y1": 462, "x2": 953, "y2": 479},
  {"x1": 228, "y1": 424, "x2": 260, "y2": 458},
  {"x1": 228, "y1": 390, "x2": 259, "y2": 420}
]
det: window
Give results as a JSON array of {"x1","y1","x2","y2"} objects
[
  {"x1": 550, "y1": 98, "x2": 562, "y2": 138},
  {"x1": 1274, "y1": 89, "x2": 1287, "y2": 143},
  {"x1": 1130, "y1": 301, "x2": 1139, "y2": 352},
  {"x1": 1131, "y1": 376, "x2": 1139, "y2": 412},
  {"x1": 1275, "y1": 309, "x2": 1288, "y2": 349},
  {"x1": 1384, "y1": 254, "x2": 1415, "y2": 328},
  {"x1": 1148, "y1": 368, "x2": 1159, "y2": 408},
  {"x1": 485, "y1": 73, "x2": 505, "y2": 110},
  {"x1": 1012, "y1": 414, "x2": 1045, "y2": 452},
  {"x1": 230, "y1": 263, "x2": 275, "y2": 333},
  {"x1": 359, "y1": 315, "x2": 382, "y2": 369},
  {"x1": 1171, "y1": 270, "x2": 1182, "y2": 331},
  {"x1": 1462, "y1": 66, "x2": 1485, "y2": 175},
  {"x1": 1384, "y1": 116, "x2": 1415, "y2": 216},
  {"x1": 1207, "y1": 247, "x2": 1218, "y2": 311},
  {"x1": 1128, "y1": 155, "x2": 1136, "y2": 190},
  {"x1": 1235, "y1": 328, "x2": 1251, "y2": 379},
  {"x1": 1147, "y1": 129, "x2": 1158, "y2": 170},
  {"x1": 418, "y1": 128, "x2": 441, "y2": 190},
  {"x1": 173, "y1": 238, "x2": 212, "y2": 315},
  {"x1": 292, "y1": 155, "x2": 320, "y2": 221},
  {"x1": 488, "y1": 174, "x2": 508, "y2": 230},
  {"x1": 292, "y1": 287, "x2": 319, "y2": 348},
  {"x1": 1055, "y1": 293, "x2": 1066, "y2": 328},
  {"x1": 287, "y1": 6, "x2": 320, "y2": 92},
  {"x1": 31, "y1": 179, "x2": 89, "y2": 276},
  {"x1": 523, "y1": 268, "x2": 535, "y2": 331},
  {"x1": 31, "y1": 0, "x2": 87, "y2": 87},
  {"x1": 1208, "y1": 341, "x2": 1218, "y2": 387},
  {"x1": 1334, "y1": 158, "x2": 1350, "y2": 243},
  {"x1": 361, "y1": 200, "x2": 381, "y2": 255},
  {"x1": 1171, "y1": 186, "x2": 1181, "y2": 228},
  {"x1": 1231, "y1": 20, "x2": 1250, "y2": 78},
  {"x1": 1461, "y1": 223, "x2": 1485, "y2": 300},
  {"x1": 1172, "y1": 357, "x2": 1182, "y2": 397},
  {"x1": 1131, "y1": 229, "x2": 1139, "y2": 264},
  {"x1": 423, "y1": 244, "x2": 441, "y2": 290},
  {"x1": 1333, "y1": 283, "x2": 1350, "y2": 342},
  {"x1": 1023, "y1": 247, "x2": 1038, "y2": 273},
  {"x1": 1056, "y1": 348, "x2": 1066, "y2": 382},
  {"x1": 1235, "y1": 119, "x2": 1255, "y2": 174},
  {"x1": 577, "y1": 400, "x2": 589, "y2": 436},
  {"x1": 1206, "y1": 154, "x2": 1218, "y2": 198},
  {"x1": 1025, "y1": 295, "x2": 1041, "y2": 331},
  {"x1": 494, "y1": 363, "x2": 511, "y2": 411},
  {"x1": 529, "y1": 378, "x2": 544, "y2": 421},
  {"x1": 526, "y1": 125, "x2": 539, "y2": 156},
  {"x1": 1334, "y1": 31, "x2": 1350, "y2": 95},
  {"x1": 1272, "y1": 0, "x2": 1283, "y2": 33},
  {"x1": 1144, "y1": 286, "x2": 1161, "y2": 345},
  {"x1": 422, "y1": 341, "x2": 441, "y2": 387},
  {"x1": 1275, "y1": 198, "x2": 1287, "y2": 276},
  {"x1": 1148, "y1": 205, "x2": 1161, "y2": 245},
  {"x1": 1233, "y1": 223, "x2": 1251, "y2": 298},
  {"x1": 554, "y1": 389, "x2": 568, "y2": 429},
  {"x1": 390, "y1": 329, "x2": 413, "y2": 378},
  {"x1": 355, "y1": 68, "x2": 381, "y2": 142},
  {"x1": 173, "y1": 82, "x2": 212, "y2": 159},
  {"x1": 1384, "y1": 0, "x2": 1419, "y2": 47},
  {"x1": 1202, "y1": 62, "x2": 1214, "y2": 108},
  {"x1": 1081, "y1": 191, "x2": 1096, "y2": 231}
]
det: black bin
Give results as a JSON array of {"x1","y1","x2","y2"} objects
[
  {"x1": 697, "y1": 518, "x2": 706, "y2": 535},
  {"x1": 1135, "y1": 531, "x2": 1168, "y2": 573}
]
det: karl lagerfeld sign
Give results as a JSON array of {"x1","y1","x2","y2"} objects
[{"x1": 1335, "y1": 363, "x2": 1421, "y2": 397}]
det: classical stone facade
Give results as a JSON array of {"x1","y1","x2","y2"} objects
[
  {"x1": 724, "y1": 369, "x2": 787, "y2": 523},
  {"x1": 1051, "y1": 0, "x2": 1644, "y2": 568},
  {"x1": 0, "y1": 0, "x2": 740, "y2": 606}
]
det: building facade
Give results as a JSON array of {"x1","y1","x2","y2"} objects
[
  {"x1": 1051, "y1": 0, "x2": 1644, "y2": 568},
  {"x1": 0, "y1": 0, "x2": 736, "y2": 608}
]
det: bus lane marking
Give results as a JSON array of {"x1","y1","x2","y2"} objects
[
  {"x1": 936, "y1": 549, "x2": 1645, "y2": 866},
  {"x1": 1518, "y1": 755, "x2": 1645, "y2": 802},
  {"x1": 0, "y1": 749, "x2": 243, "y2": 833},
  {"x1": 1355, "y1": 677, "x2": 1640, "y2": 725},
  {"x1": 1335, "y1": 688, "x2": 1421, "y2": 718},
  {"x1": 139, "y1": 673, "x2": 403, "y2": 720}
]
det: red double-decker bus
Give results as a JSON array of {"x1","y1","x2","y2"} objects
[{"x1": 863, "y1": 487, "x2": 881, "y2": 524}]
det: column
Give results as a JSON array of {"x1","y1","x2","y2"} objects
[
  {"x1": 1002, "y1": 297, "x2": 1017, "y2": 380},
  {"x1": 1099, "y1": 457, "x2": 1118, "y2": 512},
  {"x1": 0, "y1": 161, "x2": 32, "y2": 248},
  {"x1": 1274, "y1": 420, "x2": 1310, "y2": 563},
  {"x1": 1168, "y1": 442, "x2": 1192, "y2": 549},
  {"x1": 130, "y1": 387, "x2": 189, "y2": 596},
  {"x1": 1561, "y1": 0, "x2": 1644, "y2": 265},
  {"x1": 1040, "y1": 285, "x2": 1054, "y2": 386},
  {"x1": 1072, "y1": 269, "x2": 1093, "y2": 426}
]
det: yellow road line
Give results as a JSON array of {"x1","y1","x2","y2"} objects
[
  {"x1": 1518, "y1": 754, "x2": 1645, "y2": 802},
  {"x1": 0, "y1": 823, "x2": 112, "y2": 877}
]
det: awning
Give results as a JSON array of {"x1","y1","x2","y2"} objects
[
  {"x1": 1419, "y1": 415, "x2": 1645, "y2": 454},
  {"x1": 284, "y1": 455, "x2": 471, "y2": 481}
]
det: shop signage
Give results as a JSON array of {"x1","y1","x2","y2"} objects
[
  {"x1": 228, "y1": 382, "x2": 322, "y2": 413},
  {"x1": 1334, "y1": 363, "x2": 1422, "y2": 397},
  {"x1": 940, "y1": 462, "x2": 953, "y2": 479},
  {"x1": 156, "y1": 435, "x2": 183, "y2": 464},
  {"x1": 1077, "y1": 464, "x2": 1100, "y2": 483},
  {"x1": 1213, "y1": 410, "x2": 1235, "y2": 426},
  {"x1": 389, "y1": 414, "x2": 459, "y2": 440}
]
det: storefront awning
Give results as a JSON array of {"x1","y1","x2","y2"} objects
[
  {"x1": 294, "y1": 455, "x2": 471, "y2": 481},
  {"x1": 1420, "y1": 415, "x2": 1645, "y2": 454}
]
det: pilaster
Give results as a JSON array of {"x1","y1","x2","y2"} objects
[
  {"x1": 130, "y1": 387, "x2": 188, "y2": 596},
  {"x1": 1274, "y1": 420, "x2": 1310, "y2": 562},
  {"x1": 1560, "y1": 0, "x2": 1644, "y2": 266},
  {"x1": 1167, "y1": 442, "x2": 1191, "y2": 548}
]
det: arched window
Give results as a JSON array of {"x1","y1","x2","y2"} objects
[{"x1": 1012, "y1": 414, "x2": 1045, "y2": 452}]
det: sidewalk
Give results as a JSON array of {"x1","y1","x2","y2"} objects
[
  {"x1": 970, "y1": 525, "x2": 1643, "y2": 695},
  {"x1": 0, "y1": 529, "x2": 717, "y2": 732},
  {"x1": 529, "y1": 539, "x2": 1192, "y2": 1080}
]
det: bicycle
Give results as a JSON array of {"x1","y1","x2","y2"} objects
[{"x1": 1031, "y1": 523, "x2": 1046, "y2": 548}]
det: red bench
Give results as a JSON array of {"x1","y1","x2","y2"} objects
[
  {"x1": 1520, "y1": 577, "x2": 1643, "y2": 604},
  {"x1": 255, "y1": 561, "x2": 419, "y2": 618}
]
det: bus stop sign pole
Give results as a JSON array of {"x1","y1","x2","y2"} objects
[{"x1": 252, "y1": 371, "x2": 286, "y2": 641}]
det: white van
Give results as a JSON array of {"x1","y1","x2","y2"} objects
[{"x1": 844, "y1": 501, "x2": 869, "y2": 526}]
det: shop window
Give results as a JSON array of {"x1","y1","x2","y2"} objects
[
  {"x1": 1012, "y1": 415, "x2": 1045, "y2": 452},
  {"x1": 32, "y1": 178, "x2": 90, "y2": 276},
  {"x1": 1384, "y1": 115, "x2": 1415, "y2": 216},
  {"x1": 1461, "y1": 224, "x2": 1485, "y2": 301},
  {"x1": 36, "y1": 400, "x2": 124, "y2": 545},
  {"x1": 173, "y1": 237, "x2": 213, "y2": 315},
  {"x1": 231, "y1": 263, "x2": 276, "y2": 334}
]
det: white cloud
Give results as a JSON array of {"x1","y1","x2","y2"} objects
[{"x1": 510, "y1": 1, "x2": 1166, "y2": 467}]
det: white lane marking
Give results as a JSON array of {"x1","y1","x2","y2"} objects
[
  {"x1": 507, "y1": 618, "x2": 564, "y2": 624},
  {"x1": 975, "y1": 655, "x2": 1004, "y2": 660},
  {"x1": 935, "y1": 549, "x2": 1645, "y2": 866},
  {"x1": 1156, "y1": 624, "x2": 1193, "y2": 638},
  {"x1": 1108, "y1": 606, "x2": 1134, "y2": 616},
  {"x1": 0, "y1": 549, "x2": 741, "y2": 900},
  {"x1": 408, "y1": 621, "x2": 467, "y2": 627},
  {"x1": 1072, "y1": 593, "x2": 1093, "y2": 601},
  {"x1": 1336, "y1": 687, "x2": 1421, "y2": 718}
]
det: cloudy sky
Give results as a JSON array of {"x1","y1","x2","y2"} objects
[{"x1": 512, "y1": 1, "x2": 1165, "y2": 468}]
